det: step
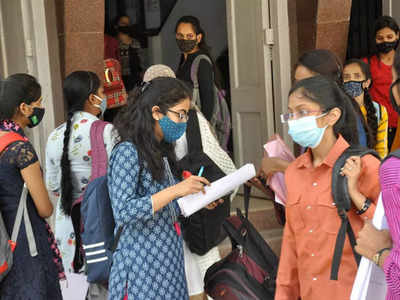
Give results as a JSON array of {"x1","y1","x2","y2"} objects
[
  {"x1": 218, "y1": 228, "x2": 284, "y2": 258},
  {"x1": 230, "y1": 195, "x2": 283, "y2": 232}
]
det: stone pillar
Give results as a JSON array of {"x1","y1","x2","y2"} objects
[
  {"x1": 294, "y1": 0, "x2": 352, "y2": 62},
  {"x1": 56, "y1": 0, "x2": 104, "y2": 79},
  {"x1": 315, "y1": 0, "x2": 352, "y2": 62}
]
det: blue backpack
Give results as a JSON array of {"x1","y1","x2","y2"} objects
[{"x1": 74, "y1": 120, "x2": 122, "y2": 284}]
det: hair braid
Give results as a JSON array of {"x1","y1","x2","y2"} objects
[
  {"x1": 363, "y1": 89, "x2": 378, "y2": 148},
  {"x1": 60, "y1": 111, "x2": 75, "y2": 215}
]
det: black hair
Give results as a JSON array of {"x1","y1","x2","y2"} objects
[
  {"x1": 374, "y1": 16, "x2": 400, "y2": 38},
  {"x1": 343, "y1": 59, "x2": 377, "y2": 148},
  {"x1": 297, "y1": 49, "x2": 343, "y2": 85},
  {"x1": 0, "y1": 74, "x2": 41, "y2": 121},
  {"x1": 60, "y1": 71, "x2": 100, "y2": 216},
  {"x1": 289, "y1": 75, "x2": 360, "y2": 146},
  {"x1": 297, "y1": 49, "x2": 369, "y2": 144},
  {"x1": 114, "y1": 77, "x2": 191, "y2": 182}
]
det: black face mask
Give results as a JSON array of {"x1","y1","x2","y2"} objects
[
  {"x1": 390, "y1": 78, "x2": 400, "y2": 114},
  {"x1": 28, "y1": 107, "x2": 45, "y2": 128},
  {"x1": 376, "y1": 40, "x2": 399, "y2": 54},
  {"x1": 176, "y1": 39, "x2": 197, "y2": 53}
]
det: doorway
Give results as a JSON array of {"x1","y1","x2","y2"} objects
[{"x1": 103, "y1": 0, "x2": 292, "y2": 181}]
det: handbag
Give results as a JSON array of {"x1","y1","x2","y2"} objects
[{"x1": 178, "y1": 110, "x2": 236, "y2": 255}]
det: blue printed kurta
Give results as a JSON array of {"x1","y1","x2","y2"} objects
[{"x1": 107, "y1": 142, "x2": 188, "y2": 300}]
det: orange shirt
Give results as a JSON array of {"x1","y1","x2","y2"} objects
[{"x1": 275, "y1": 136, "x2": 381, "y2": 300}]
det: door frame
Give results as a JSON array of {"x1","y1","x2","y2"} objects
[{"x1": 0, "y1": 0, "x2": 64, "y2": 164}]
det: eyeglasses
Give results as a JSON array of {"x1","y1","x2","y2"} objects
[
  {"x1": 168, "y1": 109, "x2": 189, "y2": 121},
  {"x1": 176, "y1": 33, "x2": 196, "y2": 40},
  {"x1": 280, "y1": 110, "x2": 325, "y2": 123}
]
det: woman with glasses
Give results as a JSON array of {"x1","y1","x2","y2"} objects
[
  {"x1": 255, "y1": 49, "x2": 367, "y2": 184},
  {"x1": 107, "y1": 77, "x2": 210, "y2": 299},
  {"x1": 175, "y1": 16, "x2": 220, "y2": 123},
  {"x1": 275, "y1": 75, "x2": 380, "y2": 300},
  {"x1": 143, "y1": 65, "x2": 237, "y2": 300}
]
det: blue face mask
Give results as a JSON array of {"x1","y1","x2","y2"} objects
[
  {"x1": 159, "y1": 116, "x2": 187, "y2": 143},
  {"x1": 288, "y1": 114, "x2": 327, "y2": 148},
  {"x1": 343, "y1": 81, "x2": 364, "y2": 98},
  {"x1": 93, "y1": 94, "x2": 107, "y2": 116}
]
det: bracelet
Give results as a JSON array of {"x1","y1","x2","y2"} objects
[
  {"x1": 356, "y1": 198, "x2": 372, "y2": 215},
  {"x1": 372, "y1": 247, "x2": 391, "y2": 266}
]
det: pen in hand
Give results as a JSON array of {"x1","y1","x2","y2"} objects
[{"x1": 197, "y1": 166, "x2": 205, "y2": 177}]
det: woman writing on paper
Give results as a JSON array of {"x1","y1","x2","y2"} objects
[
  {"x1": 275, "y1": 76, "x2": 380, "y2": 300},
  {"x1": 107, "y1": 77, "x2": 209, "y2": 299},
  {"x1": 142, "y1": 65, "x2": 237, "y2": 300}
]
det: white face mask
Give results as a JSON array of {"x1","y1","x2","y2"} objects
[{"x1": 93, "y1": 94, "x2": 107, "y2": 116}]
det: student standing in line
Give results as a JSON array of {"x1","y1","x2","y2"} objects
[
  {"x1": 143, "y1": 65, "x2": 236, "y2": 300},
  {"x1": 107, "y1": 77, "x2": 210, "y2": 299},
  {"x1": 175, "y1": 16, "x2": 218, "y2": 122},
  {"x1": 46, "y1": 71, "x2": 118, "y2": 299},
  {"x1": 0, "y1": 75, "x2": 63, "y2": 300},
  {"x1": 256, "y1": 49, "x2": 365, "y2": 181},
  {"x1": 275, "y1": 75, "x2": 380, "y2": 300},
  {"x1": 363, "y1": 16, "x2": 400, "y2": 150},
  {"x1": 343, "y1": 59, "x2": 389, "y2": 158},
  {"x1": 355, "y1": 46, "x2": 400, "y2": 300}
]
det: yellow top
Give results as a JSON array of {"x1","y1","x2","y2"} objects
[{"x1": 360, "y1": 102, "x2": 388, "y2": 158}]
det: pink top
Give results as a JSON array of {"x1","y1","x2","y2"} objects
[{"x1": 380, "y1": 156, "x2": 400, "y2": 299}]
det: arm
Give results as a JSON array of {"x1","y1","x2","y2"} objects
[
  {"x1": 198, "y1": 59, "x2": 215, "y2": 121},
  {"x1": 275, "y1": 211, "x2": 300, "y2": 300},
  {"x1": 375, "y1": 105, "x2": 389, "y2": 158},
  {"x1": 341, "y1": 155, "x2": 380, "y2": 218},
  {"x1": 275, "y1": 172, "x2": 300, "y2": 300},
  {"x1": 15, "y1": 141, "x2": 53, "y2": 218},
  {"x1": 108, "y1": 143, "x2": 208, "y2": 225}
]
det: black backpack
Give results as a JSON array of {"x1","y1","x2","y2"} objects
[
  {"x1": 178, "y1": 110, "x2": 231, "y2": 255},
  {"x1": 204, "y1": 185, "x2": 278, "y2": 300},
  {"x1": 330, "y1": 146, "x2": 380, "y2": 280}
]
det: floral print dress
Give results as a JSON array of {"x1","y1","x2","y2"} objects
[{"x1": 45, "y1": 111, "x2": 119, "y2": 273}]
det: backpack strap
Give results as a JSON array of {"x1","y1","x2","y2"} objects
[
  {"x1": 185, "y1": 109, "x2": 203, "y2": 154},
  {"x1": 190, "y1": 54, "x2": 213, "y2": 90},
  {"x1": 372, "y1": 101, "x2": 381, "y2": 122},
  {"x1": 243, "y1": 184, "x2": 251, "y2": 219},
  {"x1": 11, "y1": 184, "x2": 38, "y2": 257},
  {"x1": 0, "y1": 132, "x2": 37, "y2": 256},
  {"x1": 0, "y1": 131, "x2": 25, "y2": 153},
  {"x1": 90, "y1": 120, "x2": 109, "y2": 179},
  {"x1": 330, "y1": 146, "x2": 380, "y2": 280}
]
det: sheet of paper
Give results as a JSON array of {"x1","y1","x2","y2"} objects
[
  {"x1": 60, "y1": 273, "x2": 89, "y2": 300},
  {"x1": 351, "y1": 195, "x2": 388, "y2": 300},
  {"x1": 178, "y1": 164, "x2": 256, "y2": 217}
]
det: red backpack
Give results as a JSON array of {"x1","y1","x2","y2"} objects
[{"x1": 104, "y1": 59, "x2": 127, "y2": 109}]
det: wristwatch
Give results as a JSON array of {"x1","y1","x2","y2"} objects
[{"x1": 372, "y1": 247, "x2": 391, "y2": 266}]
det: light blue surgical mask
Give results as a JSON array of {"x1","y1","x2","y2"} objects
[
  {"x1": 93, "y1": 94, "x2": 107, "y2": 116},
  {"x1": 159, "y1": 116, "x2": 187, "y2": 143},
  {"x1": 288, "y1": 114, "x2": 327, "y2": 148}
]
